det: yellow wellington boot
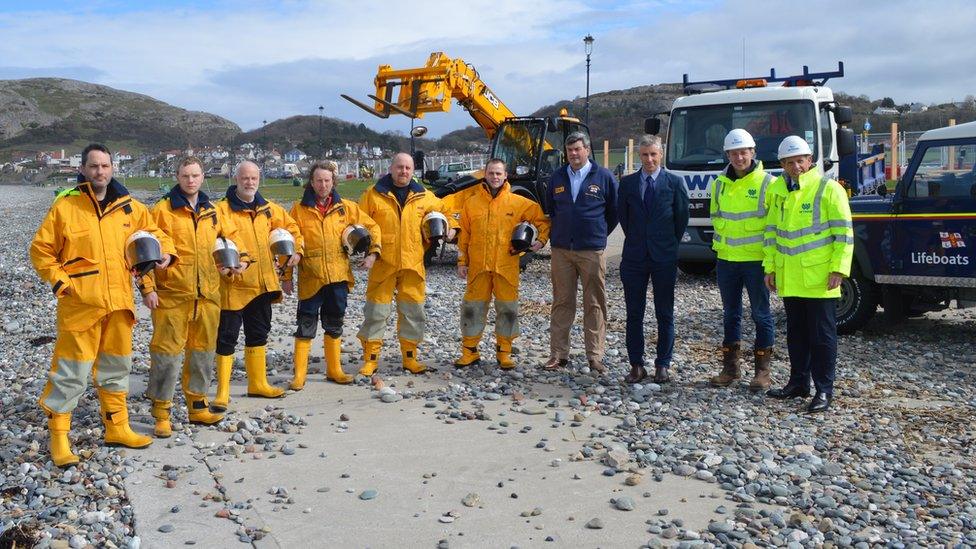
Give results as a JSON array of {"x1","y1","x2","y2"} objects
[
  {"x1": 97, "y1": 390, "x2": 152, "y2": 449},
  {"x1": 211, "y1": 354, "x2": 233, "y2": 413},
  {"x1": 399, "y1": 339, "x2": 427, "y2": 374},
  {"x1": 151, "y1": 400, "x2": 173, "y2": 438},
  {"x1": 184, "y1": 390, "x2": 224, "y2": 425},
  {"x1": 291, "y1": 338, "x2": 312, "y2": 391},
  {"x1": 47, "y1": 412, "x2": 80, "y2": 467},
  {"x1": 453, "y1": 335, "x2": 482, "y2": 368},
  {"x1": 359, "y1": 339, "x2": 382, "y2": 376},
  {"x1": 244, "y1": 346, "x2": 285, "y2": 398},
  {"x1": 324, "y1": 335, "x2": 354, "y2": 384},
  {"x1": 496, "y1": 336, "x2": 516, "y2": 370}
]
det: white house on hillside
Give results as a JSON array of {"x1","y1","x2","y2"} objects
[{"x1": 284, "y1": 149, "x2": 306, "y2": 162}]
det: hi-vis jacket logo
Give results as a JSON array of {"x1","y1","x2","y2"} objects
[
  {"x1": 940, "y1": 232, "x2": 966, "y2": 249},
  {"x1": 801, "y1": 203, "x2": 812, "y2": 211},
  {"x1": 747, "y1": 189, "x2": 757, "y2": 196}
]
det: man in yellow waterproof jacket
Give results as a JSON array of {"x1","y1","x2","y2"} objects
[
  {"x1": 286, "y1": 161, "x2": 380, "y2": 389},
  {"x1": 141, "y1": 157, "x2": 245, "y2": 437},
  {"x1": 763, "y1": 136, "x2": 853, "y2": 413},
  {"x1": 213, "y1": 161, "x2": 303, "y2": 412},
  {"x1": 709, "y1": 129, "x2": 783, "y2": 390},
  {"x1": 454, "y1": 158, "x2": 550, "y2": 369},
  {"x1": 30, "y1": 144, "x2": 176, "y2": 467},
  {"x1": 356, "y1": 152, "x2": 454, "y2": 375}
]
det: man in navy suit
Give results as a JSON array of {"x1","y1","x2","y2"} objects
[
  {"x1": 544, "y1": 132, "x2": 618, "y2": 374},
  {"x1": 618, "y1": 134, "x2": 689, "y2": 383}
]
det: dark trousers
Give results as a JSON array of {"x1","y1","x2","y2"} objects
[
  {"x1": 295, "y1": 282, "x2": 349, "y2": 339},
  {"x1": 620, "y1": 257, "x2": 677, "y2": 368},
  {"x1": 216, "y1": 292, "x2": 273, "y2": 355},
  {"x1": 783, "y1": 297, "x2": 838, "y2": 395},
  {"x1": 716, "y1": 259, "x2": 774, "y2": 349}
]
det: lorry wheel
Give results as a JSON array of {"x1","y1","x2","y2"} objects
[
  {"x1": 836, "y1": 270, "x2": 877, "y2": 334},
  {"x1": 678, "y1": 260, "x2": 715, "y2": 276}
]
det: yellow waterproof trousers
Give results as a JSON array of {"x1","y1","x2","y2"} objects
[
  {"x1": 40, "y1": 310, "x2": 135, "y2": 414},
  {"x1": 460, "y1": 272, "x2": 519, "y2": 339},
  {"x1": 358, "y1": 269, "x2": 426, "y2": 344},
  {"x1": 147, "y1": 299, "x2": 220, "y2": 400}
]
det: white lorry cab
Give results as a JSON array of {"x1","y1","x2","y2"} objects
[{"x1": 646, "y1": 64, "x2": 856, "y2": 274}]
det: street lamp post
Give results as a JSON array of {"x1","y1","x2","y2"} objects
[
  {"x1": 318, "y1": 105, "x2": 324, "y2": 158},
  {"x1": 583, "y1": 34, "x2": 594, "y2": 128}
]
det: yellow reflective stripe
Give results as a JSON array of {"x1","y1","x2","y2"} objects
[
  {"x1": 776, "y1": 219, "x2": 853, "y2": 239},
  {"x1": 713, "y1": 173, "x2": 775, "y2": 221},
  {"x1": 715, "y1": 234, "x2": 765, "y2": 246},
  {"x1": 775, "y1": 234, "x2": 853, "y2": 256}
]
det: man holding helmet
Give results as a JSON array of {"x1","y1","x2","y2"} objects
[
  {"x1": 357, "y1": 152, "x2": 454, "y2": 375},
  {"x1": 30, "y1": 143, "x2": 175, "y2": 466},
  {"x1": 764, "y1": 136, "x2": 853, "y2": 413},
  {"x1": 141, "y1": 156, "x2": 245, "y2": 437},
  {"x1": 708, "y1": 129, "x2": 781, "y2": 391},
  {"x1": 213, "y1": 161, "x2": 303, "y2": 411},
  {"x1": 286, "y1": 161, "x2": 380, "y2": 388},
  {"x1": 454, "y1": 158, "x2": 550, "y2": 369}
]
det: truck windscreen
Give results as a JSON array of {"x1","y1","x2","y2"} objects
[
  {"x1": 494, "y1": 120, "x2": 546, "y2": 180},
  {"x1": 667, "y1": 100, "x2": 818, "y2": 170}
]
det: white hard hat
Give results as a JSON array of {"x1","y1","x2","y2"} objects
[
  {"x1": 777, "y1": 136, "x2": 813, "y2": 159},
  {"x1": 724, "y1": 129, "x2": 756, "y2": 151},
  {"x1": 269, "y1": 228, "x2": 296, "y2": 256}
]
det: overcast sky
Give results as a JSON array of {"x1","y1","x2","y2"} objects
[{"x1": 1, "y1": 0, "x2": 973, "y2": 138}]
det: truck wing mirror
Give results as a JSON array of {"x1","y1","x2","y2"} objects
[
  {"x1": 836, "y1": 128, "x2": 856, "y2": 157},
  {"x1": 834, "y1": 105, "x2": 853, "y2": 126},
  {"x1": 644, "y1": 117, "x2": 661, "y2": 135}
]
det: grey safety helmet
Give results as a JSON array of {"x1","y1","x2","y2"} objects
[
  {"x1": 212, "y1": 237, "x2": 241, "y2": 269},
  {"x1": 342, "y1": 224, "x2": 371, "y2": 256},
  {"x1": 125, "y1": 230, "x2": 162, "y2": 277},
  {"x1": 269, "y1": 228, "x2": 296, "y2": 257},
  {"x1": 422, "y1": 211, "x2": 449, "y2": 243},
  {"x1": 510, "y1": 222, "x2": 538, "y2": 254}
]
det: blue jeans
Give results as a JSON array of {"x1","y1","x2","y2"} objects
[
  {"x1": 715, "y1": 259, "x2": 774, "y2": 349},
  {"x1": 295, "y1": 282, "x2": 349, "y2": 338},
  {"x1": 620, "y1": 258, "x2": 676, "y2": 368}
]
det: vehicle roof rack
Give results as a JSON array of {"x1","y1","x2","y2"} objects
[{"x1": 682, "y1": 62, "x2": 844, "y2": 93}]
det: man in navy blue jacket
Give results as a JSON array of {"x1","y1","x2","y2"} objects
[
  {"x1": 618, "y1": 135, "x2": 689, "y2": 384},
  {"x1": 544, "y1": 132, "x2": 618, "y2": 374}
]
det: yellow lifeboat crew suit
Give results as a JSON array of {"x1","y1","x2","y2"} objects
[
  {"x1": 287, "y1": 185, "x2": 380, "y2": 388},
  {"x1": 356, "y1": 175, "x2": 453, "y2": 375},
  {"x1": 142, "y1": 186, "x2": 242, "y2": 436},
  {"x1": 212, "y1": 185, "x2": 302, "y2": 411},
  {"x1": 455, "y1": 181, "x2": 550, "y2": 368},
  {"x1": 30, "y1": 177, "x2": 176, "y2": 466}
]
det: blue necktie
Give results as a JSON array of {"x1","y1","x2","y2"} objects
[{"x1": 643, "y1": 174, "x2": 656, "y2": 210}]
